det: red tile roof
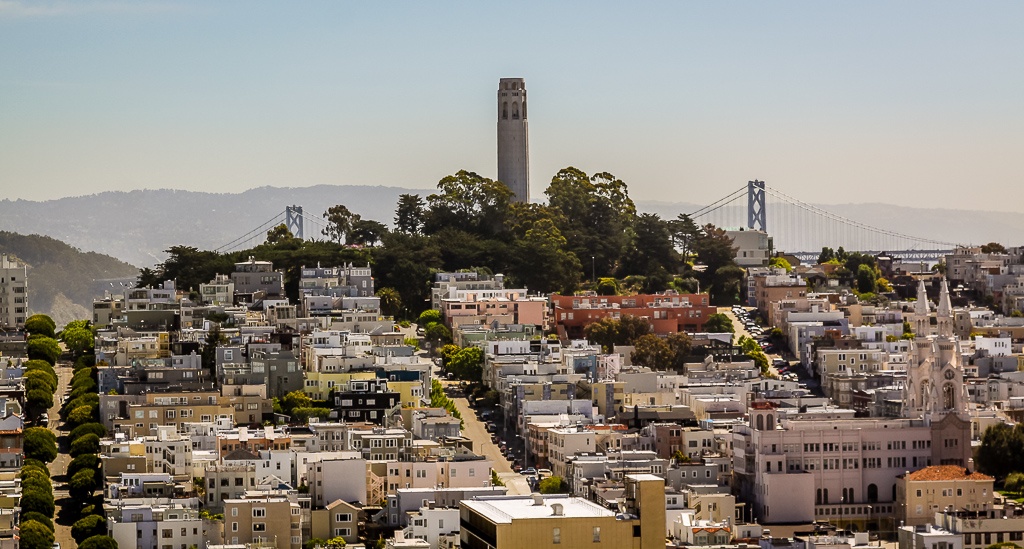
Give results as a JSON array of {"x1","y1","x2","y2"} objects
[{"x1": 904, "y1": 465, "x2": 993, "y2": 482}]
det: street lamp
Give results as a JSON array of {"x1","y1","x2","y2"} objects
[{"x1": 591, "y1": 256, "x2": 596, "y2": 284}]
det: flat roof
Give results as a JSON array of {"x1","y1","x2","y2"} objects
[{"x1": 461, "y1": 495, "x2": 615, "y2": 523}]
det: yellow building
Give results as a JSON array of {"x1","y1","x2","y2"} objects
[
  {"x1": 460, "y1": 474, "x2": 665, "y2": 549},
  {"x1": 303, "y1": 371, "x2": 376, "y2": 401},
  {"x1": 592, "y1": 381, "x2": 624, "y2": 419},
  {"x1": 389, "y1": 380, "x2": 425, "y2": 408},
  {"x1": 897, "y1": 465, "x2": 995, "y2": 526}
]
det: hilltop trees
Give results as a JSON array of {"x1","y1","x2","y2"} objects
[{"x1": 138, "y1": 166, "x2": 744, "y2": 320}]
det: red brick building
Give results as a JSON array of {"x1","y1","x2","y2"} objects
[{"x1": 550, "y1": 292, "x2": 716, "y2": 339}]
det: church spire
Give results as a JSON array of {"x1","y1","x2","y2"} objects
[
  {"x1": 913, "y1": 279, "x2": 931, "y2": 337},
  {"x1": 915, "y1": 280, "x2": 929, "y2": 316},
  {"x1": 937, "y1": 278, "x2": 954, "y2": 337}
]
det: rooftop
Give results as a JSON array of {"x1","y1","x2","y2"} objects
[
  {"x1": 461, "y1": 495, "x2": 615, "y2": 523},
  {"x1": 903, "y1": 465, "x2": 993, "y2": 482}
]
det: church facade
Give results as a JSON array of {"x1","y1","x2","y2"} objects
[{"x1": 732, "y1": 279, "x2": 972, "y2": 526}]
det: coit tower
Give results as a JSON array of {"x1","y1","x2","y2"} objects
[{"x1": 497, "y1": 77, "x2": 529, "y2": 203}]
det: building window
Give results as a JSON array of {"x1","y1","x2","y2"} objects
[
  {"x1": 253, "y1": 508, "x2": 266, "y2": 517},
  {"x1": 593, "y1": 527, "x2": 601, "y2": 542},
  {"x1": 253, "y1": 523, "x2": 266, "y2": 532},
  {"x1": 553, "y1": 528, "x2": 561, "y2": 544}
]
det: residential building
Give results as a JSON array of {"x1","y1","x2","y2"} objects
[
  {"x1": 107, "y1": 503, "x2": 203, "y2": 549},
  {"x1": 459, "y1": 474, "x2": 666, "y2": 549},
  {"x1": 551, "y1": 292, "x2": 716, "y2": 339},
  {"x1": 222, "y1": 496, "x2": 302, "y2": 549},
  {"x1": 231, "y1": 257, "x2": 285, "y2": 301},
  {"x1": 896, "y1": 465, "x2": 994, "y2": 526},
  {"x1": 310, "y1": 499, "x2": 362, "y2": 545}
]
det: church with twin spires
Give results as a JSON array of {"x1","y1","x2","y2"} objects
[{"x1": 902, "y1": 279, "x2": 968, "y2": 419}]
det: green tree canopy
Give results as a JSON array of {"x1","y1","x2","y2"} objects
[
  {"x1": 17, "y1": 519, "x2": 54, "y2": 549},
  {"x1": 280, "y1": 391, "x2": 312, "y2": 416},
  {"x1": 69, "y1": 453, "x2": 101, "y2": 478},
  {"x1": 508, "y1": 218, "x2": 581, "y2": 294},
  {"x1": 704, "y1": 313, "x2": 734, "y2": 334},
  {"x1": 24, "y1": 427, "x2": 57, "y2": 463},
  {"x1": 977, "y1": 423, "x2": 1024, "y2": 479},
  {"x1": 69, "y1": 467, "x2": 100, "y2": 501},
  {"x1": 70, "y1": 433, "x2": 101, "y2": 458},
  {"x1": 27, "y1": 337, "x2": 61, "y2": 365},
  {"x1": 423, "y1": 170, "x2": 513, "y2": 239},
  {"x1": 981, "y1": 242, "x2": 1007, "y2": 254},
  {"x1": 545, "y1": 168, "x2": 635, "y2": 280},
  {"x1": 856, "y1": 264, "x2": 877, "y2": 294},
  {"x1": 323, "y1": 204, "x2": 360, "y2": 244},
  {"x1": 71, "y1": 422, "x2": 108, "y2": 442},
  {"x1": 394, "y1": 193, "x2": 425, "y2": 234},
  {"x1": 21, "y1": 511, "x2": 53, "y2": 532},
  {"x1": 78, "y1": 535, "x2": 119, "y2": 549},
  {"x1": 447, "y1": 346, "x2": 485, "y2": 382},
  {"x1": 631, "y1": 334, "x2": 672, "y2": 369},
  {"x1": 538, "y1": 476, "x2": 569, "y2": 494},
  {"x1": 72, "y1": 514, "x2": 109, "y2": 544},
  {"x1": 20, "y1": 488, "x2": 55, "y2": 517},
  {"x1": 24, "y1": 314, "x2": 56, "y2": 338},
  {"x1": 417, "y1": 309, "x2": 442, "y2": 328}
]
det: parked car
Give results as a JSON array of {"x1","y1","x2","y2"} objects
[
  {"x1": 522, "y1": 468, "x2": 537, "y2": 476},
  {"x1": 537, "y1": 468, "x2": 553, "y2": 479}
]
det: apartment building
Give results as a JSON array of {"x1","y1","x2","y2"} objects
[
  {"x1": 223, "y1": 497, "x2": 302, "y2": 549},
  {"x1": 896, "y1": 465, "x2": 995, "y2": 526},
  {"x1": 550, "y1": 292, "x2": 715, "y2": 338},
  {"x1": 205, "y1": 464, "x2": 257, "y2": 510},
  {"x1": 107, "y1": 503, "x2": 203, "y2": 549},
  {"x1": 459, "y1": 474, "x2": 666, "y2": 549}
]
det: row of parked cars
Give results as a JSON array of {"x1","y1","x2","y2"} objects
[{"x1": 732, "y1": 306, "x2": 776, "y2": 351}]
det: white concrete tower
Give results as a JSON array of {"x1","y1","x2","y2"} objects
[{"x1": 497, "y1": 77, "x2": 529, "y2": 203}]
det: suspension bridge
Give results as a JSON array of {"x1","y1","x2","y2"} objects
[
  {"x1": 689, "y1": 181, "x2": 959, "y2": 264},
  {"x1": 212, "y1": 182, "x2": 960, "y2": 264}
]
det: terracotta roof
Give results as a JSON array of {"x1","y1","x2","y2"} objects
[{"x1": 903, "y1": 465, "x2": 993, "y2": 482}]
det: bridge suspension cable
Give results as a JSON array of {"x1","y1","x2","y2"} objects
[
  {"x1": 689, "y1": 186, "x2": 747, "y2": 220},
  {"x1": 214, "y1": 211, "x2": 286, "y2": 253},
  {"x1": 763, "y1": 185, "x2": 959, "y2": 249}
]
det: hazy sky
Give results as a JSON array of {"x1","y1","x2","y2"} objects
[{"x1": 2, "y1": 1, "x2": 1023, "y2": 211}]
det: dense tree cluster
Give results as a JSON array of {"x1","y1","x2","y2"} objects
[
  {"x1": 437, "y1": 344, "x2": 484, "y2": 381},
  {"x1": 977, "y1": 423, "x2": 1024, "y2": 480},
  {"x1": 19, "y1": 462, "x2": 55, "y2": 549},
  {"x1": 140, "y1": 167, "x2": 745, "y2": 321}
]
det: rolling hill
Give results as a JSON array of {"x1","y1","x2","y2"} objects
[{"x1": 0, "y1": 232, "x2": 139, "y2": 327}]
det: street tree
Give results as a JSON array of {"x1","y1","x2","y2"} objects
[
  {"x1": 24, "y1": 314, "x2": 56, "y2": 338},
  {"x1": 27, "y1": 337, "x2": 60, "y2": 365},
  {"x1": 72, "y1": 514, "x2": 108, "y2": 544},
  {"x1": 77, "y1": 535, "x2": 119, "y2": 549},
  {"x1": 70, "y1": 433, "x2": 101, "y2": 458},
  {"x1": 23, "y1": 427, "x2": 57, "y2": 463},
  {"x1": 704, "y1": 313, "x2": 734, "y2": 335},
  {"x1": 16, "y1": 519, "x2": 54, "y2": 549}
]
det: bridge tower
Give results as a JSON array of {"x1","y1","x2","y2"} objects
[
  {"x1": 285, "y1": 205, "x2": 304, "y2": 240},
  {"x1": 747, "y1": 180, "x2": 766, "y2": 232}
]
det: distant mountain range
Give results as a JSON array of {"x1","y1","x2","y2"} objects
[
  {"x1": 0, "y1": 232, "x2": 138, "y2": 327},
  {"x1": 1, "y1": 184, "x2": 1022, "y2": 278}
]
